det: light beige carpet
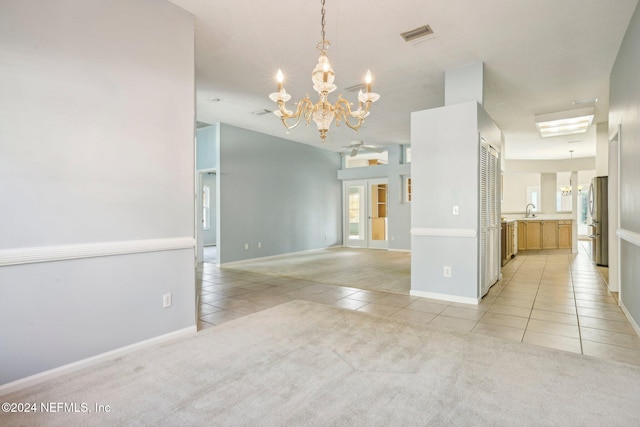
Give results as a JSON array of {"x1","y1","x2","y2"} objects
[
  {"x1": 3, "y1": 300, "x2": 640, "y2": 426},
  {"x1": 224, "y1": 247, "x2": 411, "y2": 294}
]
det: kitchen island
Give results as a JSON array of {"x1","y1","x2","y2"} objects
[{"x1": 516, "y1": 217, "x2": 573, "y2": 251}]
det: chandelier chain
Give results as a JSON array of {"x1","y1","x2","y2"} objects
[{"x1": 320, "y1": 0, "x2": 327, "y2": 52}]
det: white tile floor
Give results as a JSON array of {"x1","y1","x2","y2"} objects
[{"x1": 197, "y1": 243, "x2": 640, "y2": 366}]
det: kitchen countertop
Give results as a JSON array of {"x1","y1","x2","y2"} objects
[{"x1": 502, "y1": 215, "x2": 574, "y2": 222}]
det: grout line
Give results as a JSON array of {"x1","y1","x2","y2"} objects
[
  {"x1": 522, "y1": 255, "x2": 545, "y2": 343},
  {"x1": 570, "y1": 256, "x2": 584, "y2": 355}
]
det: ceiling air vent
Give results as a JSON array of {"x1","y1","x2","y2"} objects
[
  {"x1": 251, "y1": 109, "x2": 273, "y2": 116},
  {"x1": 344, "y1": 83, "x2": 366, "y2": 93},
  {"x1": 400, "y1": 25, "x2": 434, "y2": 42}
]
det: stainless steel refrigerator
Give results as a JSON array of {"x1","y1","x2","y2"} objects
[{"x1": 588, "y1": 176, "x2": 608, "y2": 266}]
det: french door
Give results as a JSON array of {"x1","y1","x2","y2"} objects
[{"x1": 344, "y1": 179, "x2": 388, "y2": 249}]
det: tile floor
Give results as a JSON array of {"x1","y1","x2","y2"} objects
[{"x1": 196, "y1": 243, "x2": 640, "y2": 366}]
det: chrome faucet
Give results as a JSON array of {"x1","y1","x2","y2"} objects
[{"x1": 525, "y1": 203, "x2": 536, "y2": 218}]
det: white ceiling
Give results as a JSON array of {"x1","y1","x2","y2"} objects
[{"x1": 170, "y1": 0, "x2": 638, "y2": 160}]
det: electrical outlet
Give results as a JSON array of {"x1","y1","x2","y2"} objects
[
  {"x1": 453, "y1": 205, "x2": 459, "y2": 215},
  {"x1": 162, "y1": 293, "x2": 172, "y2": 308},
  {"x1": 443, "y1": 266, "x2": 452, "y2": 278},
  {"x1": 244, "y1": 243, "x2": 249, "y2": 250},
  {"x1": 258, "y1": 242, "x2": 262, "y2": 249}
]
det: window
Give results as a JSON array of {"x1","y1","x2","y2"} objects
[
  {"x1": 404, "y1": 146, "x2": 412, "y2": 163},
  {"x1": 202, "y1": 185, "x2": 210, "y2": 230},
  {"x1": 526, "y1": 186, "x2": 539, "y2": 211}
]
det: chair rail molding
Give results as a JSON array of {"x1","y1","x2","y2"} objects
[
  {"x1": 617, "y1": 228, "x2": 640, "y2": 248},
  {"x1": 0, "y1": 237, "x2": 196, "y2": 267},
  {"x1": 411, "y1": 228, "x2": 477, "y2": 238}
]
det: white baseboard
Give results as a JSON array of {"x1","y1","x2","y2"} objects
[
  {"x1": 388, "y1": 248, "x2": 411, "y2": 253},
  {"x1": 620, "y1": 302, "x2": 640, "y2": 337},
  {"x1": 410, "y1": 289, "x2": 479, "y2": 305},
  {"x1": 0, "y1": 326, "x2": 197, "y2": 396},
  {"x1": 220, "y1": 245, "x2": 341, "y2": 267}
]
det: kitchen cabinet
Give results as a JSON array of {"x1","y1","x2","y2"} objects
[
  {"x1": 524, "y1": 220, "x2": 543, "y2": 250},
  {"x1": 517, "y1": 220, "x2": 572, "y2": 250},
  {"x1": 518, "y1": 221, "x2": 527, "y2": 251},
  {"x1": 501, "y1": 221, "x2": 516, "y2": 266},
  {"x1": 542, "y1": 220, "x2": 559, "y2": 249},
  {"x1": 558, "y1": 220, "x2": 572, "y2": 249}
]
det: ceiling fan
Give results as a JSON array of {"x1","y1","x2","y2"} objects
[{"x1": 344, "y1": 140, "x2": 383, "y2": 157}]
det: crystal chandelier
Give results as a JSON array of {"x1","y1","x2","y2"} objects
[{"x1": 268, "y1": 0, "x2": 380, "y2": 142}]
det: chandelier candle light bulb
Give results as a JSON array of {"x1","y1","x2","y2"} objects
[
  {"x1": 268, "y1": 0, "x2": 379, "y2": 142},
  {"x1": 365, "y1": 70, "x2": 372, "y2": 93},
  {"x1": 276, "y1": 69, "x2": 283, "y2": 92}
]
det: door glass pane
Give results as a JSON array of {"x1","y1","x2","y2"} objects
[
  {"x1": 202, "y1": 185, "x2": 210, "y2": 230},
  {"x1": 348, "y1": 185, "x2": 364, "y2": 240}
]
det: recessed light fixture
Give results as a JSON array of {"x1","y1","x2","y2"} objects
[
  {"x1": 535, "y1": 107, "x2": 595, "y2": 138},
  {"x1": 572, "y1": 97, "x2": 598, "y2": 106}
]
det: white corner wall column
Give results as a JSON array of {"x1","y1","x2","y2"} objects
[
  {"x1": 410, "y1": 100, "x2": 501, "y2": 304},
  {"x1": 609, "y1": 2, "x2": 640, "y2": 335}
]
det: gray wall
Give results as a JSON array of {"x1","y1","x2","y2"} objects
[
  {"x1": 386, "y1": 145, "x2": 412, "y2": 250},
  {"x1": 0, "y1": 0, "x2": 195, "y2": 384},
  {"x1": 609, "y1": 1, "x2": 640, "y2": 327},
  {"x1": 218, "y1": 124, "x2": 342, "y2": 264},
  {"x1": 197, "y1": 125, "x2": 218, "y2": 171}
]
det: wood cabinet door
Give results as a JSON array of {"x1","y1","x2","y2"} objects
[
  {"x1": 525, "y1": 221, "x2": 542, "y2": 250},
  {"x1": 542, "y1": 221, "x2": 559, "y2": 249},
  {"x1": 518, "y1": 221, "x2": 527, "y2": 251},
  {"x1": 501, "y1": 223, "x2": 507, "y2": 264},
  {"x1": 558, "y1": 221, "x2": 572, "y2": 249}
]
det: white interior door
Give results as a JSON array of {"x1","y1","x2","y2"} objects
[{"x1": 343, "y1": 180, "x2": 388, "y2": 249}]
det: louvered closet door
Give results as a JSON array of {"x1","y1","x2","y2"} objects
[
  {"x1": 488, "y1": 147, "x2": 500, "y2": 287},
  {"x1": 479, "y1": 144, "x2": 489, "y2": 296}
]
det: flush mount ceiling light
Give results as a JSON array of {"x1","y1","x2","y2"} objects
[
  {"x1": 268, "y1": 0, "x2": 380, "y2": 142},
  {"x1": 534, "y1": 107, "x2": 595, "y2": 138}
]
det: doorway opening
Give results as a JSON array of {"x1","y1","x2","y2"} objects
[
  {"x1": 196, "y1": 169, "x2": 217, "y2": 265},
  {"x1": 344, "y1": 179, "x2": 388, "y2": 249}
]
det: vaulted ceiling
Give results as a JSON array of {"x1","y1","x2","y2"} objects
[{"x1": 170, "y1": 0, "x2": 638, "y2": 160}]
